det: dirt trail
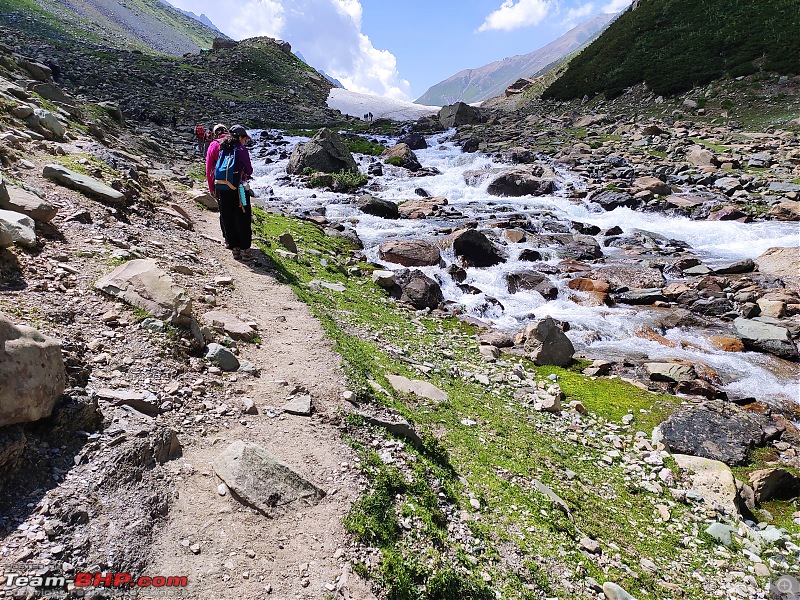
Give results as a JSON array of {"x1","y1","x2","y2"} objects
[{"x1": 147, "y1": 206, "x2": 376, "y2": 600}]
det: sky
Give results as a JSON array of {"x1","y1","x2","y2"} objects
[{"x1": 167, "y1": 0, "x2": 632, "y2": 102}]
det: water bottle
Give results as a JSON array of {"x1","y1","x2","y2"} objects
[{"x1": 238, "y1": 184, "x2": 247, "y2": 207}]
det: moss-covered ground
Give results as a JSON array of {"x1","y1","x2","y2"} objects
[{"x1": 251, "y1": 208, "x2": 799, "y2": 599}]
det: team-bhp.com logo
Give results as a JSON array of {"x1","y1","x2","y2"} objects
[
  {"x1": 2, "y1": 568, "x2": 188, "y2": 595},
  {"x1": 772, "y1": 575, "x2": 800, "y2": 599}
]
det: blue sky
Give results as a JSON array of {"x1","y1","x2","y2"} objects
[{"x1": 168, "y1": 0, "x2": 632, "y2": 101}]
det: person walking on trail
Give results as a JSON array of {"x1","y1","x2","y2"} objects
[
  {"x1": 195, "y1": 124, "x2": 205, "y2": 155},
  {"x1": 214, "y1": 125, "x2": 254, "y2": 261},
  {"x1": 205, "y1": 124, "x2": 229, "y2": 245}
]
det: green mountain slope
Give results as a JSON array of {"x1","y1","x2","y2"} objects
[{"x1": 544, "y1": 0, "x2": 800, "y2": 100}]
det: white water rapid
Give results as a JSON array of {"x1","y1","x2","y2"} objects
[{"x1": 249, "y1": 130, "x2": 800, "y2": 407}]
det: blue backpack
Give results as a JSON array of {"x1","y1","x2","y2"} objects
[{"x1": 214, "y1": 149, "x2": 240, "y2": 191}]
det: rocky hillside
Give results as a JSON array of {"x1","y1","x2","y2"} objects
[
  {"x1": 544, "y1": 0, "x2": 800, "y2": 100},
  {"x1": 415, "y1": 13, "x2": 615, "y2": 106}
]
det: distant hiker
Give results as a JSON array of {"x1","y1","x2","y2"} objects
[
  {"x1": 205, "y1": 124, "x2": 229, "y2": 244},
  {"x1": 214, "y1": 125, "x2": 254, "y2": 261},
  {"x1": 204, "y1": 128, "x2": 213, "y2": 154},
  {"x1": 195, "y1": 124, "x2": 205, "y2": 155},
  {"x1": 171, "y1": 114, "x2": 177, "y2": 129}
]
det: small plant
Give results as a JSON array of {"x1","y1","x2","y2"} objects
[
  {"x1": 331, "y1": 169, "x2": 368, "y2": 189},
  {"x1": 345, "y1": 136, "x2": 386, "y2": 156},
  {"x1": 386, "y1": 156, "x2": 404, "y2": 167}
]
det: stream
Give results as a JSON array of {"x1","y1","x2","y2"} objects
[{"x1": 249, "y1": 130, "x2": 800, "y2": 408}]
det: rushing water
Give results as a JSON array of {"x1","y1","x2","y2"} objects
[{"x1": 249, "y1": 130, "x2": 800, "y2": 406}]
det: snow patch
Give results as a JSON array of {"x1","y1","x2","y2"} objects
[{"x1": 327, "y1": 88, "x2": 440, "y2": 122}]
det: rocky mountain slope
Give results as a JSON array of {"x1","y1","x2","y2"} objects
[
  {"x1": 415, "y1": 13, "x2": 615, "y2": 106},
  {"x1": 544, "y1": 0, "x2": 800, "y2": 100}
]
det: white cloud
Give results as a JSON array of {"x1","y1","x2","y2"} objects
[
  {"x1": 477, "y1": 0, "x2": 552, "y2": 33},
  {"x1": 601, "y1": 0, "x2": 632, "y2": 12},
  {"x1": 169, "y1": 0, "x2": 409, "y2": 100}
]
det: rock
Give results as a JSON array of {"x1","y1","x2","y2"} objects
[
  {"x1": 588, "y1": 190, "x2": 636, "y2": 210},
  {"x1": 644, "y1": 362, "x2": 696, "y2": 383},
  {"x1": 95, "y1": 260, "x2": 192, "y2": 325},
  {"x1": 0, "y1": 209, "x2": 36, "y2": 247},
  {"x1": 382, "y1": 143, "x2": 422, "y2": 171},
  {"x1": 579, "y1": 537, "x2": 601, "y2": 554},
  {"x1": 95, "y1": 388, "x2": 162, "y2": 416},
  {"x1": 673, "y1": 453, "x2": 739, "y2": 515},
  {"x1": 713, "y1": 258, "x2": 755, "y2": 274},
  {"x1": 371, "y1": 270, "x2": 396, "y2": 288},
  {"x1": 202, "y1": 311, "x2": 256, "y2": 341},
  {"x1": 616, "y1": 288, "x2": 667, "y2": 305},
  {"x1": 567, "y1": 278, "x2": 610, "y2": 306},
  {"x1": 438, "y1": 102, "x2": 482, "y2": 128},
  {"x1": 486, "y1": 168, "x2": 554, "y2": 197},
  {"x1": 733, "y1": 317, "x2": 798, "y2": 360},
  {"x1": 397, "y1": 132, "x2": 427, "y2": 150},
  {"x1": 358, "y1": 194, "x2": 399, "y2": 219},
  {"x1": 0, "y1": 176, "x2": 58, "y2": 222},
  {"x1": 205, "y1": 343, "x2": 240, "y2": 371},
  {"x1": 748, "y1": 468, "x2": 800, "y2": 502},
  {"x1": 392, "y1": 269, "x2": 443, "y2": 309},
  {"x1": 685, "y1": 145, "x2": 718, "y2": 167},
  {"x1": 357, "y1": 411, "x2": 424, "y2": 449},
  {"x1": 386, "y1": 374, "x2": 448, "y2": 402},
  {"x1": 602, "y1": 582, "x2": 637, "y2": 600},
  {"x1": 517, "y1": 317, "x2": 574, "y2": 367},
  {"x1": 282, "y1": 394, "x2": 312, "y2": 416},
  {"x1": 212, "y1": 441, "x2": 326, "y2": 516},
  {"x1": 505, "y1": 271, "x2": 558, "y2": 299},
  {"x1": 27, "y1": 108, "x2": 65, "y2": 140},
  {"x1": 705, "y1": 522, "x2": 737, "y2": 547},
  {"x1": 43, "y1": 164, "x2": 126, "y2": 205},
  {"x1": 590, "y1": 265, "x2": 665, "y2": 290},
  {"x1": 0, "y1": 316, "x2": 65, "y2": 426},
  {"x1": 278, "y1": 232, "x2": 297, "y2": 253},
  {"x1": 286, "y1": 128, "x2": 358, "y2": 175},
  {"x1": 660, "y1": 402, "x2": 767, "y2": 466},
  {"x1": 397, "y1": 197, "x2": 447, "y2": 219},
  {"x1": 755, "y1": 246, "x2": 799, "y2": 289},
  {"x1": 189, "y1": 190, "x2": 218, "y2": 211},
  {"x1": 379, "y1": 239, "x2": 441, "y2": 267},
  {"x1": 634, "y1": 175, "x2": 671, "y2": 196},
  {"x1": 445, "y1": 228, "x2": 506, "y2": 267}
]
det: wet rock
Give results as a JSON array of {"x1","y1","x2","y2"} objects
[
  {"x1": 379, "y1": 239, "x2": 441, "y2": 267},
  {"x1": 590, "y1": 265, "x2": 665, "y2": 291},
  {"x1": 397, "y1": 197, "x2": 447, "y2": 219},
  {"x1": 616, "y1": 288, "x2": 666, "y2": 305},
  {"x1": 445, "y1": 229, "x2": 506, "y2": 267},
  {"x1": 567, "y1": 278, "x2": 610, "y2": 305},
  {"x1": 660, "y1": 401, "x2": 768, "y2": 466},
  {"x1": 486, "y1": 168, "x2": 555, "y2": 197},
  {"x1": 0, "y1": 316, "x2": 65, "y2": 426},
  {"x1": 43, "y1": 164, "x2": 125, "y2": 205},
  {"x1": 212, "y1": 441, "x2": 326, "y2": 516},
  {"x1": 588, "y1": 190, "x2": 636, "y2": 210},
  {"x1": 517, "y1": 317, "x2": 574, "y2": 367},
  {"x1": 358, "y1": 194, "x2": 399, "y2": 219},
  {"x1": 382, "y1": 143, "x2": 421, "y2": 172},
  {"x1": 95, "y1": 259, "x2": 192, "y2": 325},
  {"x1": 397, "y1": 132, "x2": 427, "y2": 150},
  {"x1": 287, "y1": 128, "x2": 358, "y2": 175},
  {"x1": 504, "y1": 271, "x2": 557, "y2": 299},
  {"x1": 733, "y1": 317, "x2": 798, "y2": 360}
]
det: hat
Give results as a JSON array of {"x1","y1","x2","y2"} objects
[
  {"x1": 229, "y1": 125, "x2": 249, "y2": 138},
  {"x1": 212, "y1": 123, "x2": 227, "y2": 135}
]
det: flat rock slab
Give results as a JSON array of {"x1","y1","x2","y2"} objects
[
  {"x1": 386, "y1": 374, "x2": 448, "y2": 402},
  {"x1": 357, "y1": 411, "x2": 423, "y2": 449},
  {"x1": 0, "y1": 209, "x2": 36, "y2": 248},
  {"x1": 43, "y1": 163, "x2": 125, "y2": 205},
  {"x1": 202, "y1": 311, "x2": 256, "y2": 341},
  {"x1": 212, "y1": 441, "x2": 325, "y2": 516},
  {"x1": 673, "y1": 453, "x2": 738, "y2": 516},
  {"x1": 95, "y1": 388, "x2": 162, "y2": 416},
  {"x1": 282, "y1": 394, "x2": 313, "y2": 416},
  {"x1": 95, "y1": 259, "x2": 192, "y2": 325},
  {"x1": 0, "y1": 177, "x2": 58, "y2": 222}
]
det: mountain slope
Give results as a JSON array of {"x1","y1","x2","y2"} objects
[
  {"x1": 4, "y1": 0, "x2": 221, "y2": 56},
  {"x1": 415, "y1": 13, "x2": 616, "y2": 106},
  {"x1": 544, "y1": 0, "x2": 800, "y2": 100},
  {"x1": 161, "y1": 0, "x2": 223, "y2": 35}
]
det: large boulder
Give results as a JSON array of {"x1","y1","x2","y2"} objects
[
  {"x1": 589, "y1": 265, "x2": 665, "y2": 291},
  {"x1": 358, "y1": 194, "x2": 399, "y2": 219},
  {"x1": 685, "y1": 145, "x2": 718, "y2": 167},
  {"x1": 0, "y1": 315, "x2": 65, "y2": 426},
  {"x1": 397, "y1": 132, "x2": 427, "y2": 150},
  {"x1": 438, "y1": 102, "x2": 483, "y2": 128},
  {"x1": 487, "y1": 168, "x2": 555, "y2": 197},
  {"x1": 673, "y1": 454, "x2": 738, "y2": 516},
  {"x1": 0, "y1": 176, "x2": 58, "y2": 222},
  {"x1": 588, "y1": 190, "x2": 637, "y2": 211},
  {"x1": 517, "y1": 317, "x2": 574, "y2": 366},
  {"x1": 286, "y1": 128, "x2": 358, "y2": 175},
  {"x1": 445, "y1": 229, "x2": 506, "y2": 267},
  {"x1": 379, "y1": 239, "x2": 441, "y2": 267},
  {"x1": 212, "y1": 441, "x2": 325, "y2": 516},
  {"x1": 768, "y1": 200, "x2": 800, "y2": 221},
  {"x1": 504, "y1": 271, "x2": 558, "y2": 299},
  {"x1": 0, "y1": 210, "x2": 36, "y2": 247},
  {"x1": 659, "y1": 401, "x2": 768, "y2": 466},
  {"x1": 382, "y1": 143, "x2": 421, "y2": 171},
  {"x1": 392, "y1": 269, "x2": 443, "y2": 309},
  {"x1": 733, "y1": 317, "x2": 799, "y2": 360},
  {"x1": 755, "y1": 246, "x2": 799, "y2": 290},
  {"x1": 95, "y1": 259, "x2": 192, "y2": 325},
  {"x1": 26, "y1": 108, "x2": 65, "y2": 140},
  {"x1": 397, "y1": 197, "x2": 447, "y2": 219},
  {"x1": 43, "y1": 164, "x2": 125, "y2": 205}
]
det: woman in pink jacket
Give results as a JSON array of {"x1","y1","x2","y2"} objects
[{"x1": 205, "y1": 124, "x2": 229, "y2": 246}]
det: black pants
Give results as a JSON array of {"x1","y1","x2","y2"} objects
[{"x1": 217, "y1": 188, "x2": 252, "y2": 250}]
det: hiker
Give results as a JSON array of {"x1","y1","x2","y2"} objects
[
  {"x1": 214, "y1": 125, "x2": 254, "y2": 261},
  {"x1": 194, "y1": 124, "x2": 205, "y2": 154},
  {"x1": 204, "y1": 128, "x2": 213, "y2": 155},
  {"x1": 205, "y1": 124, "x2": 229, "y2": 245}
]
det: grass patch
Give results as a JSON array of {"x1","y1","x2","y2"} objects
[{"x1": 345, "y1": 135, "x2": 386, "y2": 156}]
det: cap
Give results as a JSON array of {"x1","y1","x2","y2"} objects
[
  {"x1": 229, "y1": 125, "x2": 249, "y2": 138},
  {"x1": 212, "y1": 123, "x2": 227, "y2": 135}
]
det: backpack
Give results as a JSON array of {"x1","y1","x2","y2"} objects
[{"x1": 214, "y1": 148, "x2": 240, "y2": 191}]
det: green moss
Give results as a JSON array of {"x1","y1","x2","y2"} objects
[
  {"x1": 386, "y1": 156, "x2": 404, "y2": 167},
  {"x1": 345, "y1": 136, "x2": 387, "y2": 156}
]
